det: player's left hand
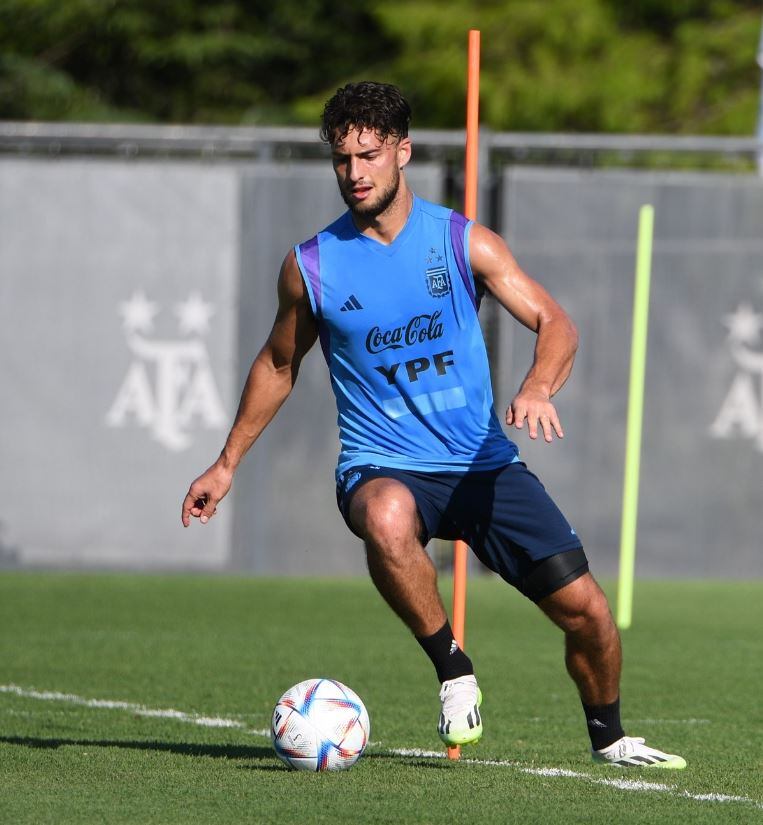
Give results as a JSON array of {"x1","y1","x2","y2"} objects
[{"x1": 506, "y1": 388, "x2": 564, "y2": 442}]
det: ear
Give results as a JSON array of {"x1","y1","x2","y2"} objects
[{"x1": 397, "y1": 137, "x2": 412, "y2": 170}]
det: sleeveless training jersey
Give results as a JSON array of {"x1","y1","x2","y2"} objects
[{"x1": 294, "y1": 195, "x2": 519, "y2": 478}]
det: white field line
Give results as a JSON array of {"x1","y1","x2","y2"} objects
[
  {"x1": 0, "y1": 684, "x2": 269, "y2": 737},
  {"x1": 527, "y1": 717, "x2": 711, "y2": 725},
  {"x1": 628, "y1": 718, "x2": 712, "y2": 725},
  {"x1": 1, "y1": 684, "x2": 760, "y2": 811}
]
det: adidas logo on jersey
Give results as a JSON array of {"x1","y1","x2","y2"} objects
[{"x1": 340, "y1": 294, "x2": 363, "y2": 311}]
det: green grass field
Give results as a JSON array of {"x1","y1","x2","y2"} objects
[{"x1": 0, "y1": 573, "x2": 760, "y2": 824}]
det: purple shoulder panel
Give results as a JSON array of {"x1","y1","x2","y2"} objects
[
  {"x1": 297, "y1": 235, "x2": 330, "y2": 364},
  {"x1": 298, "y1": 235, "x2": 322, "y2": 314},
  {"x1": 448, "y1": 211, "x2": 478, "y2": 312}
]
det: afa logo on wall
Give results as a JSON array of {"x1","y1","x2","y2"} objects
[
  {"x1": 106, "y1": 291, "x2": 226, "y2": 451},
  {"x1": 710, "y1": 300, "x2": 763, "y2": 452}
]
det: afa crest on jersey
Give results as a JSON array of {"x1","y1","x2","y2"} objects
[
  {"x1": 424, "y1": 247, "x2": 451, "y2": 298},
  {"x1": 425, "y1": 265, "x2": 451, "y2": 298}
]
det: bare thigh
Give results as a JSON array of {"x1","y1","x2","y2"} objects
[{"x1": 348, "y1": 477, "x2": 446, "y2": 637}]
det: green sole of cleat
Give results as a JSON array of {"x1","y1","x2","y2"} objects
[
  {"x1": 439, "y1": 731, "x2": 483, "y2": 747},
  {"x1": 593, "y1": 755, "x2": 687, "y2": 770},
  {"x1": 652, "y1": 758, "x2": 687, "y2": 770}
]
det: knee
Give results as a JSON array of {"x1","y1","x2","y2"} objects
[
  {"x1": 565, "y1": 592, "x2": 614, "y2": 637},
  {"x1": 546, "y1": 578, "x2": 615, "y2": 637},
  {"x1": 350, "y1": 482, "x2": 420, "y2": 550},
  {"x1": 364, "y1": 498, "x2": 409, "y2": 544}
]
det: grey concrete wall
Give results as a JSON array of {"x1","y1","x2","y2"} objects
[
  {"x1": 498, "y1": 167, "x2": 763, "y2": 578},
  {"x1": 0, "y1": 158, "x2": 238, "y2": 569}
]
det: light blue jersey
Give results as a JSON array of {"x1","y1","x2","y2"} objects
[{"x1": 294, "y1": 195, "x2": 518, "y2": 478}]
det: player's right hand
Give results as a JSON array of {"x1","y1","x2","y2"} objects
[{"x1": 181, "y1": 463, "x2": 233, "y2": 527}]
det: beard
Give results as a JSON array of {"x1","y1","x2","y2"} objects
[{"x1": 340, "y1": 166, "x2": 401, "y2": 220}]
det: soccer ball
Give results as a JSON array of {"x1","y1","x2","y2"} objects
[{"x1": 271, "y1": 678, "x2": 370, "y2": 771}]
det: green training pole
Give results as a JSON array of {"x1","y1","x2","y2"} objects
[{"x1": 616, "y1": 204, "x2": 655, "y2": 630}]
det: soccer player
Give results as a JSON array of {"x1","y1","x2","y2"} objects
[{"x1": 182, "y1": 82, "x2": 685, "y2": 769}]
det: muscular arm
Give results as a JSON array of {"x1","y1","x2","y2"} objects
[
  {"x1": 469, "y1": 223, "x2": 578, "y2": 442},
  {"x1": 181, "y1": 251, "x2": 318, "y2": 525}
]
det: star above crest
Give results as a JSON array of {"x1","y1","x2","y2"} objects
[
  {"x1": 175, "y1": 291, "x2": 215, "y2": 335},
  {"x1": 120, "y1": 291, "x2": 158, "y2": 334},
  {"x1": 723, "y1": 302, "x2": 763, "y2": 345}
]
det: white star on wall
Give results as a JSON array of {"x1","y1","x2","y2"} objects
[
  {"x1": 175, "y1": 291, "x2": 215, "y2": 336},
  {"x1": 120, "y1": 291, "x2": 158, "y2": 334},
  {"x1": 723, "y1": 302, "x2": 763, "y2": 345}
]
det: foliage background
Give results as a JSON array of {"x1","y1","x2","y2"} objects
[{"x1": 1, "y1": 0, "x2": 761, "y2": 133}]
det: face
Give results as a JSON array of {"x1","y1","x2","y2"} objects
[{"x1": 331, "y1": 128, "x2": 411, "y2": 219}]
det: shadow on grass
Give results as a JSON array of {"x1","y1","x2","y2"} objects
[
  {"x1": 364, "y1": 752, "x2": 453, "y2": 770},
  {"x1": 1, "y1": 736, "x2": 455, "y2": 773},
  {"x1": 0, "y1": 735, "x2": 277, "y2": 764}
]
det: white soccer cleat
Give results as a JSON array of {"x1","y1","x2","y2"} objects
[
  {"x1": 593, "y1": 736, "x2": 686, "y2": 769},
  {"x1": 437, "y1": 674, "x2": 482, "y2": 746}
]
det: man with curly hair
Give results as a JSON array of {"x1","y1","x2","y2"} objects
[{"x1": 182, "y1": 81, "x2": 685, "y2": 769}]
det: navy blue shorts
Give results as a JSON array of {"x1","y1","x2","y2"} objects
[{"x1": 336, "y1": 462, "x2": 587, "y2": 602}]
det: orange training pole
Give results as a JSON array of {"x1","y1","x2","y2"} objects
[
  {"x1": 448, "y1": 28, "x2": 480, "y2": 762},
  {"x1": 463, "y1": 29, "x2": 481, "y2": 221}
]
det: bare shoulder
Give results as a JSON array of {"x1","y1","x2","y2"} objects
[
  {"x1": 467, "y1": 222, "x2": 523, "y2": 286},
  {"x1": 269, "y1": 250, "x2": 318, "y2": 359},
  {"x1": 277, "y1": 249, "x2": 310, "y2": 306},
  {"x1": 469, "y1": 221, "x2": 508, "y2": 253}
]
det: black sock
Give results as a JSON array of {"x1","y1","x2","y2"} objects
[
  {"x1": 582, "y1": 697, "x2": 626, "y2": 751},
  {"x1": 415, "y1": 620, "x2": 474, "y2": 683}
]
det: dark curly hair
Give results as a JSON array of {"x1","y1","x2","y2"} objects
[{"x1": 320, "y1": 82, "x2": 411, "y2": 144}]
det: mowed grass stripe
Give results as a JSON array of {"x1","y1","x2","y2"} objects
[
  {"x1": 2, "y1": 682, "x2": 761, "y2": 811},
  {"x1": 0, "y1": 574, "x2": 761, "y2": 825},
  {"x1": 2, "y1": 681, "x2": 762, "y2": 812}
]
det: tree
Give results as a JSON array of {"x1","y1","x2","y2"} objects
[
  {"x1": 0, "y1": 0, "x2": 760, "y2": 134},
  {"x1": 0, "y1": 0, "x2": 396, "y2": 122},
  {"x1": 356, "y1": 0, "x2": 761, "y2": 134}
]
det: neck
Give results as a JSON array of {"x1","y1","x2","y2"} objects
[{"x1": 352, "y1": 181, "x2": 414, "y2": 245}]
